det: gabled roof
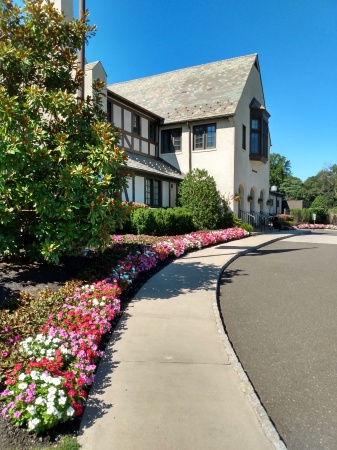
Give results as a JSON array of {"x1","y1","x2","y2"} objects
[
  {"x1": 126, "y1": 151, "x2": 185, "y2": 180},
  {"x1": 108, "y1": 54, "x2": 258, "y2": 124}
]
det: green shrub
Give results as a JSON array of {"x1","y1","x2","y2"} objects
[
  {"x1": 130, "y1": 208, "x2": 156, "y2": 235},
  {"x1": 309, "y1": 207, "x2": 328, "y2": 224},
  {"x1": 239, "y1": 222, "x2": 253, "y2": 233},
  {"x1": 130, "y1": 207, "x2": 194, "y2": 236},
  {"x1": 232, "y1": 217, "x2": 253, "y2": 233},
  {"x1": 178, "y1": 169, "x2": 222, "y2": 230}
]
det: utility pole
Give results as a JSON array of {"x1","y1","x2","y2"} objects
[{"x1": 78, "y1": 0, "x2": 85, "y2": 100}]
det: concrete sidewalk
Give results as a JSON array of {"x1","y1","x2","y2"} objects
[{"x1": 78, "y1": 232, "x2": 294, "y2": 450}]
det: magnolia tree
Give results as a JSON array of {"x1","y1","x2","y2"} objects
[
  {"x1": 0, "y1": 0, "x2": 128, "y2": 262},
  {"x1": 178, "y1": 168, "x2": 222, "y2": 230}
]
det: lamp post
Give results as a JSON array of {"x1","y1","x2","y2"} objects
[
  {"x1": 271, "y1": 185, "x2": 278, "y2": 214},
  {"x1": 78, "y1": 0, "x2": 85, "y2": 100}
]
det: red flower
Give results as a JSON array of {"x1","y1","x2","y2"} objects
[
  {"x1": 68, "y1": 389, "x2": 77, "y2": 397},
  {"x1": 72, "y1": 401, "x2": 84, "y2": 416}
]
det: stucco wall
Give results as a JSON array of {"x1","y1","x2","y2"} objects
[
  {"x1": 159, "y1": 119, "x2": 235, "y2": 201},
  {"x1": 233, "y1": 64, "x2": 270, "y2": 213}
]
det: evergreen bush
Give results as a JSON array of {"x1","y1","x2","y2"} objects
[
  {"x1": 178, "y1": 169, "x2": 222, "y2": 230},
  {"x1": 130, "y1": 207, "x2": 194, "y2": 236}
]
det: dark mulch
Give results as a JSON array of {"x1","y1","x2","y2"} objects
[{"x1": 0, "y1": 250, "x2": 172, "y2": 449}]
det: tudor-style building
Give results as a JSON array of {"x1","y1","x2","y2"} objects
[{"x1": 107, "y1": 54, "x2": 271, "y2": 216}]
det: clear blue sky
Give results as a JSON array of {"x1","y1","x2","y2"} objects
[{"x1": 84, "y1": 1, "x2": 335, "y2": 181}]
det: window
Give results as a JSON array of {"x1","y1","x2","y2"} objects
[
  {"x1": 149, "y1": 122, "x2": 156, "y2": 142},
  {"x1": 107, "y1": 101, "x2": 112, "y2": 123},
  {"x1": 133, "y1": 114, "x2": 140, "y2": 135},
  {"x1": 250, "y1": 116, "x2": 268, "y2": 159},
  {"x1": 249, "y1": 99, "x2": 270, "y2": 163},
  {"x1": 193, "y1": 124, "x2": 216, "y2": 150},
  {"x1": 145, "y1": 179, "x2": 161, "y2": 207},
  {"x1": 242, "y1": 124, "x2": 246, "y2": 150},
  {"x1": 161, "y1": 128, "x2": 182, "y2": 153}
]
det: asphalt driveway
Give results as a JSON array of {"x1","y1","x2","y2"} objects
[{"x1": 219, "y1": 230, "x2": 337, "y2": 450}]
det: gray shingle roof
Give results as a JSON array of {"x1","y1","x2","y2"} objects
[
  {"x1": 126, "y1": 151, "x2": 184, "y2": 180},
  {"x1": 108, "y1": 54, "x2": 258, "y2": 124}
]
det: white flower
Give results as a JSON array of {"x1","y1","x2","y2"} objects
[
  {"x1": 48, "y1": 387, "x2": 57, "y2": 396},
  {"x1": 58, "y1": 396, "x2": 67, "y2": 405},
  {"x1": 28, "y1": 417, "x2": 40, "y2": 430},
  {"x1": 50, "y1": 377, "x2": 61, "y2": 386},
  {"x1": 30, "y1": 371, "x2": 40, "y2": 380},
  {"x1": 66, "y1": 407, "x2": 75, "y2": 417},
  {"x1": 18, "y1": 373, "x2": 26, "y2": 381},
  {"x1": 35, "y1": 397, "x2": 46, "y2": 406},
  {"x1": 36, "y1": 334, "x2": 44, "y2": 341},
  {"x1": 18, "y1": 382, "x2": 28, "y2": 390},
  {"x1": 27, "y1": 405, "x2": 36, "y2": 415}
]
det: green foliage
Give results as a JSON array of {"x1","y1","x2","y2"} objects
[
  {"x1": 130, "y1": 207, "x2": 194, "y2": 236},
  {"x1": 303, "y1": 165, "x2": 337, "y2": 206},
  {"x1": 311, "y1": 195, "x2": 328, "y2": 210},
  {"x1": 309, "y1": 208, "x2": 328, "y2": 224},
  {"x1": 280, "y1": 175, "x2": 305, "y2": 200},
  {"x1": 291, "y1": 207, "x2": 328, "y2": 224},
  {"x1": 269, "y1": 153, "x2": 292, "y2": 188},
  {"x1": 0, "y1": 0, "x2": 128, "y2": 263},
  {"x1": 130, "y1": 208, "x2": 155, "y2": 235},
  {"x1": 178, "y1": 168, "x2": 222, "y2": 230},
  {"x1": 232, "y1": 217, "x2": 253, "y2": 233}
]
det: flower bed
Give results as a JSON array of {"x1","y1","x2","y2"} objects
[
  {"x1": 0, "y1": 227, "x2": 247, "y2": 433},
  {"x1": 282, "y1": 223, "x2": 337, "y2": 230}
]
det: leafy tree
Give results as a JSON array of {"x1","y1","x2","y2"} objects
[
  {"x1": 269, "y1": 153, "x2": 292, "y2": 188},
  {"x1": 303, "y1": 165, "x2": 337, "y2": 207},
  {"x1": 311, "y1": 195, "x2": 328, "y2": 210},
  {"x1": 280, "y1": 175, "x2": 305, "y2": 200},
  {"x1": 178, "y1": 168, "x2": 221, "y2": 230},
  {"x1": 0, "y1": 0, "x2": 128, "y2": 262}
]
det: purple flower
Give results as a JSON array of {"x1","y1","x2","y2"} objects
[{"x1": 13, "y1": 411, "x2": 21, "y2": 419}]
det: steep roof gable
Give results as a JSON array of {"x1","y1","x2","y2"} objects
[{"x1": 108, "y1": 54, "x2": 258, "y2": 124}]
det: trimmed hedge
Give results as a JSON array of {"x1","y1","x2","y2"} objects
[{"x1": 130, "y1": 207, "x2": 195, "y2": 236}]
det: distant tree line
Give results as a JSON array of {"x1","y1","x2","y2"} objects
[{"x1": 270, "y1": 153, "x2": 337, "y2": 209}]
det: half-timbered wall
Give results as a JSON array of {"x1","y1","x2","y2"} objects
[{"x1": 108, "y1": 98, "x2": 158, "y2": 157}]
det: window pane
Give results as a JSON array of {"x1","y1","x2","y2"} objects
[
  {"x1": 194, "y1": 126, "x2": 204, "y2": 149},
  {"x1": 242, "y1": 124, "x2": 246, "y2": 149},
  {"x1": 153, "y1": 180, "x2": 160, "y2": 206},
  {"x1": 251, "y1": 132, "x2": 259, "y2": 153},
  {"x1": 206, "y1": 125, "x2": 216, "y2": 148},
  {"x1": 145, "y1": 179, "x2": 151, "y2": 205},
  {"x1": 251, "y1": 119, "x2": 260, "y2": 130},
  {"x1": 161, "y1": 131, "x2": 171, "y2": 153},
  {"x1": 133, "y1": 115, "x2": 140, "y2": 134},
  {"x1": 172, "y1": 130, "x2": 181, "y2": 151},
  {"x1": 149, "y1": 122, "x2": 156, "y2": 141}
]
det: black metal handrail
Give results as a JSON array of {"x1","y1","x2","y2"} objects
[{"x1": 238, "y1": 210, "x2": 272, "y2": 232}]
